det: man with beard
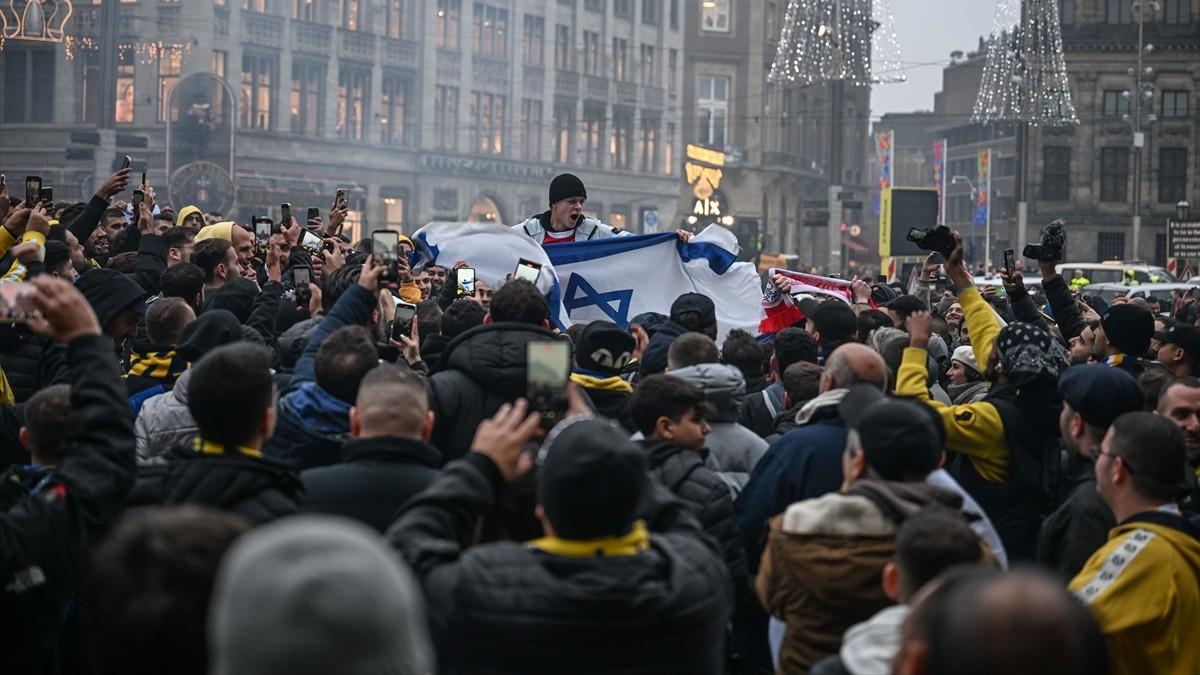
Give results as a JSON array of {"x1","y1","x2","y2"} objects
[{"x1": 1157, "y1": 377, "x2": 1200, "y2": 514}]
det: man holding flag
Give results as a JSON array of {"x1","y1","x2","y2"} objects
[{"x1": 514, "y1": 173, "x2": 693, "y2": 246}]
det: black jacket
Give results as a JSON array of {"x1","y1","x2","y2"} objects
[
  {"x1": 301, "y1": 435, "x2": 441, "y2": 532},
  {"x1": 127, "y1": 442, "x2": 303, "y2": 524},
  {"x1": 387, "y1": 452, "x2": 733, "y2": 674},
  {"x1": 0, "y1": 326, "x2": 68, "y2": 403},
  {"x1": 642, "y1": 440, "x2": 750, "y2": 600},
  {"x1": 427, "y1": 321, "x2": 559, "y2": 463},
  {"x1": 0, "y1": 335, "x2": 136, "y2": 675},
  {"x1": 421, "y1": 333, "x2": 452, "y2": 374},
  {"x1": 1036, "y1": 459, "x2": 1114, "y2": 580},
  {"x1": 638, "y1": 319, "x2": 688, "y2": 378}
]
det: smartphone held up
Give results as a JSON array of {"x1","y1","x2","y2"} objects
[{"x1": 527, "y1": 341, "x2": 571, "y2": 431}]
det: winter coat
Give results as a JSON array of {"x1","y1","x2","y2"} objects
[
  {"x1": 301, "y1": 435, "x2": 441, "y2": 532},
  {"x1": 0, "y1": 326, "x2": 68, "y2": 403},
  {"x1": 134, "y1": 367, "x2": 199, "y2": 464},
  {"x1": 735, "y1": 390, "x2": 850, "y2": 572},
  {"x1": 1070, "y1": 511, "x2": 1200, "y2": 675},
  {"x1": 0, "y1": 335, "x2": 135, "y2": 675},
  {"x1": 669, "y1": 363, "x2": 768, "y2": 491},
  {"x1": 642, "y1": 440, "x2": 749, "y2": 598},
  {"x1": 757, "y1": 480, "x2": 964, "y2": 674},
  {"x1": 420, "y1": 333, "x2": 452, "y2": 374},
  {"x1": 808, "y1": 605, "x2": 910, "y2": 675},
  {"x1": 739, "y1": 382, "x2": 786, "y2": 438},
  {"x1": 427, "y1": 321, "x2": 559, "y2": 463},
  {"x1": 1037, "y1": 459, "x2": 1114, "y2": 581},
  {"x1": 512, "y1": 212, "x2": 623, "y2": 245},
  {"x1": 638, "y1": 319, "x2": 688, "y2": 379},
  {"x1": 387, "y1": 453, "x2": 733, "y2": 674},
  {"x1": 571, "y1": 372, "x2": 634, "y2": 431},
  {"x1": 127, "y1": 440, "x2": 303, "y2": 524}
]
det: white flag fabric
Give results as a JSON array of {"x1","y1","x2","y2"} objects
[{"x1": 411, "y1": 222, "x2": 762, "y2": 341}]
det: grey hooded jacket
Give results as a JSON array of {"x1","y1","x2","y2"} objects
[
  {"x1": 134, "y1": 367, "x2": 198, "y2": 464},
  {"x1": 512, "y1": 212, "x2": 624, "y2": 244},
  {"x1": 669, "y1": 363, "x2": 768, "y2": 495}
]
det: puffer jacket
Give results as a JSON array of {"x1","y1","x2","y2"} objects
[
  {"x1": 134, "y1": 367, "x2": 199, "y2": 464},
  {"x1": 642, "y1": 440, "x2": 750, "y2": 600},
  {"x1": 427, "y1": 321, "x2": 560, "y2": 463},
  {"x1": 668, "y1": 363, "x2": 768, "y2": 492},
  {"x1": 512, "y1": 212, "x2": 623, "y2": 245},
  {"x1": 127, "y1": 440, "x2": 303, "y2": 524},
  {"x1": 0, "y1": 326, "x2": 68, "y2": 403}
]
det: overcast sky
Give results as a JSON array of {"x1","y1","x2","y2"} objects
[{"x1": 869, "y1": 0, "x2": 996, "y2": 118}]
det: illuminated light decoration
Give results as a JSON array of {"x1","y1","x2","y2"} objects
[
  {"x1": 971, "y1": 0, "x2": 1079, "y2": 126},
  {"x1": 1, "y1": 0, "x2": 73, "y2": 44},
  {"x1": 684, "y1": 144, "x2": 727, "y2": 220},
  {"x1": 769, "y1": 0, "x2": 906, "y2": 87}
]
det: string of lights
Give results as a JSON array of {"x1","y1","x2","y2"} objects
[
  {"x1": 768, "y1": 0, "x2": 906, "y2": 88},
  {"x1": 972, "y1": 0, "x2": 1079, "y2": 126}
]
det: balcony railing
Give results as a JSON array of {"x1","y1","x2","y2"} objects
[
  {"x1": 616, "y1": 80, "x2": 637, "y2": 104},
  {"x1": 585, "y1": 76, "x2": 609, "y2": 100},
  {"x1": 293, "y1": 21, "x2": 332, "y2": 53},
  {"x1": 555, "y1": 70, "x2": 579, "y2": 97},
  {"x1": 245, "y1": 13, "x2": 284, "y2": 48},
  {"x1": 383, "y1": 37, "x2": 419, "y2": 69},
  {"x1": 339, "y1": 29, "x2": 377, "y2": 60}
]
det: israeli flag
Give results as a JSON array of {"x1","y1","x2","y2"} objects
[{"x1": 410, "y1": 222, "x2": 557, "y2": 296}]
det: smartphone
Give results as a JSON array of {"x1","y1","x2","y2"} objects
[
  {"x1": 527, "y1": 341, "x2": 571, "y2": 431},
  {"x1": 456, "y1": 267, "x2": 476, "y2": 298},
  {"x1": 24, "y1": 176, "x2": 41, "y2": 206},
  {"x1": 1003, "y1": 248, "x2": 1016, "y2": 274},
  {"x1": 514, "y1": 258, "x2": 542, "y2": 284},
  {"x1": 38, "y1": 187, "x2": 53, "y2": 205},
  {"x1": 391, "y1": 301, "x2": 418, "y2": 341},
  {"x1": 254, "y1": 217, "x2": 273, "y2": 247},
  {"x1": 141, "y1": 172, "x2": 147, "y2": 188},
  {"x1": 132, "y1": 189, "x2": 145, "y2": 210},
  {"x1": 121, "y1": 155, "x2": 132, "y2": 170},
  {"x1": 292, "y1": 267, "x2": 312, "y2": 305},
  {"x1": 280, "y1": 203, "x2": 292, "y2": 226},
  {"x1": 307, "y1": 207, "x2": 320, "y2": 223},
  {"x1": 335, "y1": 188, "x2": 348, "y2": 209},
  {"x1": 0, "y1": 282, "x2": 39, "y2": 324},
  {"x1": 301, "y1": 230, "x2": 324, "y2": 256},
  {"x1": 876, "y1": 274, "x2": 888, "y2": 284},
  {"x1": 372, "y1": 230, "x2": 400, "y2": 284}
]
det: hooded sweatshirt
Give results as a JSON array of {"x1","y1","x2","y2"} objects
[
  {"x1": 1070, "y1": 509, "x2": 1200, "y2": 675},
  {"x1": 175, "y1": 205, "x2": 203, "y2": 229},
  {"x1": 75, "y1": 268, "x2": 147, "y2": 339},
  {"x1": 669, "y1": 363, "x2": 768, "y2": 490}
]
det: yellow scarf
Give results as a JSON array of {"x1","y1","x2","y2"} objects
[
  {"x1": 570, "y1": 372, "x2": 633, "y2": 394},
  {"x1": 526, "y1": 520, "x2": 650, "y2": 558},
  {"x1": 193, "y1": 438, "x2": 263, "y2": 459}
]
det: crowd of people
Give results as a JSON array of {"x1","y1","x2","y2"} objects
[{"x1": 1, "y1": 167, "x2": 1198, "y2": 675}]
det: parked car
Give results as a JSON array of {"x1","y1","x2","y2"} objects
[
  {"x1": 1079, "y1": 282, "x2": 1194, "y2": 308},
  {"x1": 1057, "y1": 261, "x2": 1176, "y2": 285}
]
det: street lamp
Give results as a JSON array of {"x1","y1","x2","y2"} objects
[
  {"x1": 952, "y1": 175, "x2": 990, "y2": 271},
  {"x1": 1180, "y1": 200, "x2": 1193, "y2": 223}
]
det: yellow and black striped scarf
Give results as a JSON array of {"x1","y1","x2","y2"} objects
[{"x1": 126, "y1": 349, "x2": 189, "y2": 384}]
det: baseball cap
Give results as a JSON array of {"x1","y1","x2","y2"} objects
[
  {"x1": 1161, "y1": 324, "x2": 1200, "y2": 357},
  {"x1": 1057, "y1": 364, "x2": 1143, "y2": 429},
  {"x1": 670, "y1": 292, "x2": 716, "y2": 328}
]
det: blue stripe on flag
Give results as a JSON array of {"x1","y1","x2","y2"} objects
[{"x1": 542, "y1": 232, "x2": 737, "y2": 274}]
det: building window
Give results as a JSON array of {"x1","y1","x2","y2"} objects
[
  {"x1": 1042, "y1": 146, "x2": 1070, "y2": 201},
  {"x1": 640, "y1": 44, "x2": 655, "y2": 85},
  {"x1": 472, "y1": 3, "x2": 509, "y2": 59},
  {"x1": 555, "y1": 24, "x2": 571, "y2": 70},
  {"x1": 1101, "y1": 90, "x2": 1129, "y2": 116},
  {"x1": 293, "y1": 0, "x2": 318, "y2": 21},
  {"x1": 2, "y1": 48, "x2": 54, "y2": 124},
  {"x1": 611, "y1": 110, "x2": 633, "y2": 169},
  {"x1": 1163, "y1": 0, "x2": 1189, "y2": 23},
  {"x1": 211, "y1": 50, "x2": 228, "y2": 125},
  {"x1": 1159, "y1": 148, "x2": 1188, "y2": 204},
  {"x1": 381, "y1": 76, "x2": 409, "y2": 145},
  {"x1": 383, "y1": 195, "x2": 407, "y2": 232},
  {"x1": 585, "y1": 0, "x2": 604, "y2": 11},
  {"x1": 115, "y1": 48, "x2": 135, "y2": 124},
  {"x1": 583, "y1": 31, "x2": 600, "y2": 76},
  {"x1": 243, "y1": 0, "x2": 266, "y2": 12},
  {"x1": 1162, "y1": 90, "x2": 1189, "y2": 118},
  {"x1": 614, "y1": 0, "x2": 631, "y2": 17},
  {"x1": 1106, "y1": 0, "x2": 1132, "y2": 23},
  {"x1": 1100, "y1": 147, "x2": 1128, "y2": 202},
  {"x1": 80, "y1": 50, "x2": 101, "y2": 124},
  {"x1": 469, "y1": 91, "x2": 505, "y2": 155},
  {"x1": 698, "y1": 75, "x2": 729, "y2": 148},
  {"x1": 640, "y1": 116, "x2": 659, "y2": 173},
  {"x1": 337, "y1": 67, "x2": 369, "y2": 140},
  {"x1": 241, "y1": 53, "x2": 274, "y2": 130},
  {"x1": 522, "y1": 15, "x2": 544, "y2": 65},
  {"x1": 520, "y1": 98, "x2": 542, "y2": 160},
  {"x1": 434, "y1": 85, "x2": 459, "y2": 150},
  {"x1": 612, "y1": 38, "x2": 628, "y2": 81},
  {"x1": 341, "y1": 0, "x2": 361, "y2": 29},
  {"x1": 664, "y1": 121, "x2": 675, "y2": 175},
  {"x1": 291, "y1": 62, "x2": 324, "y2": 135},
  {"x1": 1097, "y1": 232, "x2": 1125, "y2": 261},
  {"x1": 554, "y1": 101, "x2": 574, "y2": 163},
  {"x1": 436, "y1": 0, "x2": 461, "y2": 49},
  {"x1": 386, "y1": 0, "x2": 406, "y2": 38},
  {"x1": 1059, "y1": 0, "x2": 1074, "y2": 24},
  {"x1": 669, "y1": 0, "x2": 678, "y2": 28},
  {"x1": 702, "y1": 0, "x2": 730, "y2": 32},
  {"x1": 668, "y1": 49, "x2": 677, "y2": 95},
  {"x1": 641, "y1": 0, "x2": 658, "y2": 24},
  {"x1": 582, "y1": 104, "x2": 605, "y2": 166}
]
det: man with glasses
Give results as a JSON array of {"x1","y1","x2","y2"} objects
[{"x1": 1070, "y1": 412, "x2": 1200, "y2": 675}]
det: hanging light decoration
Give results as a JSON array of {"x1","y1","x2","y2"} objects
[
  {"x1": 972, "y1": 0, "x2": 1079, "y2": 126},
  {"x1": 1, "y1": 0, "x2": 74, "y2": 44},
  {"x1": 769, "y1": 0, "x2": 906, "y2": 88}
]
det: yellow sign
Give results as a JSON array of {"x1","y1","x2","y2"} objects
[
  {"x1": 878, "y1": 188, "x2": 892, "y2": 257},
  {"x1": 686, "y1": 144, "x2": 726, "y2": 166},
  {"x1": 686, "y1": 163, "x2": 723, "y2": 200}
]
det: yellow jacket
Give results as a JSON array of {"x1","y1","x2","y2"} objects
[
  {"x1": 895, "y1": 286, "x2": 1008, "y2": 481},
  {"x1": 1070, "y1": 516, "x2": 1200, "y2": 675}
]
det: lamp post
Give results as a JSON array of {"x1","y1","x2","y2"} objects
[
  {"x1": 1123, "y1": 0, "x2": 1159, "y2": 260},
  {"x1": 952, "y1": 174, "x2": 990, "y2": 272},
  {"x1": 1178, "y1": 200, "x2": 1192, "y2": 223}
]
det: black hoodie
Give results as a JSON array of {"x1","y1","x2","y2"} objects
[{"x1": 75, "y1": 268, "x2": 147, "y2": 335}]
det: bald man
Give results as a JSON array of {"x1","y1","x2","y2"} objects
[{"x1": 301, "y1": 365, "x2": 441, "y2": 531}]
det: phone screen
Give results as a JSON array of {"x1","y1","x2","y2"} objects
[
  {"x1": 514, "y1": 259, "x2": 541, "y2": 284},
  {"x1": 392, "y1": 303, "x2": 417, "y2": 340},
  {"x1": 307, "y1": 207, "x2": 320, "y2": 222},
  {"x1": 254, "y1": 218, "x2": 273, "y2": 243},
  {"x1": 132, "y1": 190, "x2": 144, "y2": 209},
  {"x1": 121, "y1": 155, "x2": 132, "y2": 170},
  {"x1": 456, "y1": 267, "x2": 476, "y2": 297},
  {"x1": 39, "y1": 187, "x2": 53, "y2": 204},
  {"x1": 301, "y1": 230, "x2": 324, "y2": 255},
  {"x1": 24, "y1": 176, "x2": 41, "y2": 206},
  {"x1": 0, "y1": 282, "x2": 39, "y2": 323},
  {"x1": 292, "y1": 268, "x2": 312, "y2": 304},
  {"x1": 527, "y1": 341, "x2": 571, "y2": 429},
  {"x1": 280, "y1": 203, "x2": 292, "y2": 225},
  {"x1": 335, "y1": 189, "x2": 348, "y2": 209},
  {"x1": 372, "y1": 231, "x2": 399, "y2": 261},
  {"x1": 1004, "y1": 249, "x2": 1016, "y2": 273}
]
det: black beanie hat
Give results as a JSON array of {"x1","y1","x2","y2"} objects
[
  {"x1": 537, "y1": 417, "x2": 649, "y2": 539},
  {"x1": 549, "y1": 173, "x2": 587, "y2": 206},
  {"x1": 177, "y1": 309, "x2": 243, "y2": 362},
  {"x1": 1101, "y1": 304, "x2": 1154, "y2": 357},
  {"x1": 576, "y1": 320, "x2": 637, "y2": 376}
]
